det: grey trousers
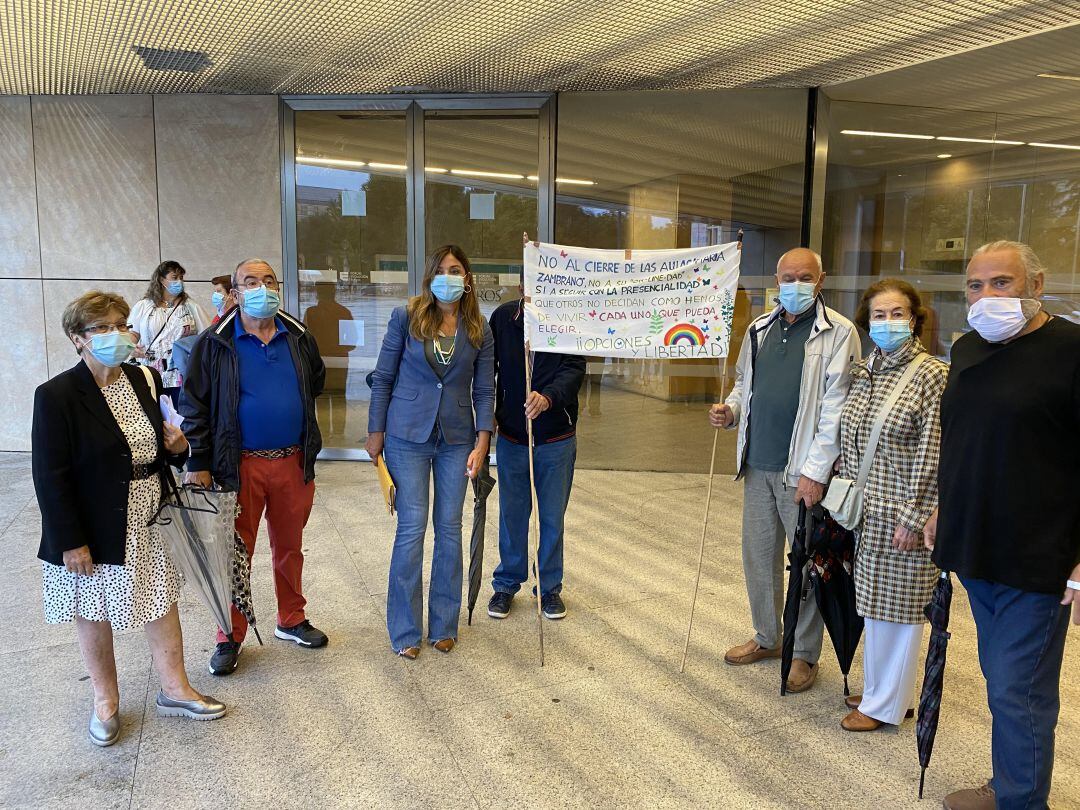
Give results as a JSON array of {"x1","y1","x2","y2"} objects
[{"x1": 741, "y1": 465, "x2": 824, "y2": 663}]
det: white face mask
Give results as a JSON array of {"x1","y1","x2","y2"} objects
[{"x1": 966, "y1": 297, "x2": 1042, "y2": 343}]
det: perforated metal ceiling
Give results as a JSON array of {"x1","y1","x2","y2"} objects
[{"x1": 1, "y1": 0, "x2": 1077, "y2": 95}]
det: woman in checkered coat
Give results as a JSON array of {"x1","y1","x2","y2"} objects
[{"x1": 836, "y1": 279, "x2": 948, "y2": 732}]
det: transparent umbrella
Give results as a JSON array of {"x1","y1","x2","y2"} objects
[{"x1": 150, "y1": 485, "x2": 237, "y2": 641}]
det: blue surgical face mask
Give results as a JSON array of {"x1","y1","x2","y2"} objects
[
  {"x1": 212, "y1": 291, "x2": 226, "y2": 313},
  {"x1": 165, "y1": 280, "x2": 184, "y2": 296},
  {"x1": 869, "y1": 319, "x2": 913, "y2": 353},
  {"x1": 81, "y1": 331, "x2": 136, "y2": 368},
  {"x1": 240, "y1": 285, "x2": 281, "y2": 319},
  {"x1": 430, "y1": 275, "x2": 465, "y2": 303},
  {"x1": 777, "y1": 281, "x2": 816, "y2": 315}
]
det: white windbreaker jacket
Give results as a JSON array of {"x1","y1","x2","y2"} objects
[{"x1": 724, "y1": 297, "x2": 860, "y2": 487}]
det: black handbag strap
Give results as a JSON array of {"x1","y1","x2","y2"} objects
[{"x1": 146, "y1": 303, "x2": 181, "y2": 352}]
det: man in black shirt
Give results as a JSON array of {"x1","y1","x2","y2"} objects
[
  {"x1": 486, "y1": 295, "x2": 586, "y2": 621},
  {"x1": 926, "y1": 241, "x2": 1080, "y2": 810}
]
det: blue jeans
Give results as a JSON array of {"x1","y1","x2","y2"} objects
[
  {"x1": 492, "y1": 434, "x2": 576, "y2": 597},
  {"x1": 961, "y1": 577, "x2": 1070, "y2": 809},
  {"x1": 384, "y1": 429, "x2": 472, "y2": 650}
]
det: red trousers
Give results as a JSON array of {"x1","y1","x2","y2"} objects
[{"x1": 217, "y1": 453, "x2": 315, "y2": 643}]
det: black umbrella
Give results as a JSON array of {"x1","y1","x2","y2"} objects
[
  {"x1": 806, "y1": 510, "x2": 864, "y2": 696},
  {"x1": 916, "y1": 571, "x2": 953, "y2": 799},
  {"x1": 780, "y1": 502, "x2": 813, "y2": 696},
  {"x1": 466, "y1": 461, "x2": 497, "y2": 625},
  {"x1": 229, "y1": 532, "x2": 263, "y2": 645}
]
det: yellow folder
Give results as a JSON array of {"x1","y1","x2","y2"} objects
[{"x1": 374, "y1": 455, "x2": 396, "y2": 515}]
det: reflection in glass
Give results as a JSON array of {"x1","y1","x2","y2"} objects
[
  {"x1": 556, "y1": 90, "x2": 809, "y2": 473},
  {"x1": 822, "y1": 100, "x2": 1080, "y2": 361},
  {"x1": 294, "y1": 111, "x2": 409, "y2": 450},
  {"x1": 424, "y1": 111, "x2": 539, "y2": 317}
]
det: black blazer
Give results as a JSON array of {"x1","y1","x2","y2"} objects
[{"x1": 32, "y1": 361, "x2": 189, "y2": 566}]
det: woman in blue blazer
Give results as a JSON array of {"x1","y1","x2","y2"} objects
[{"x1": 367, "y1": 245, "x2": 495, "y2": 658}]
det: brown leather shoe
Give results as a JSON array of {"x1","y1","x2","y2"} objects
[
  {"x1": 432, "y1": 638, "x2": 456, "y2": 654},
  {"x1": 844, "y1": 695, "x2": 915, "y2": 718},
  {"x1": 785, "y1": 659, "x2": 818, "y2": 693},
  {"x1": 724, "y1": 639, "x2": 782, "y2": 665},
  {"x1": 942, "y1": 781, "x2": 995, "y2": 810},
  {"x1": 397, "y1": 646, "x2": 420, "y2": 660},
  {"x1": 841, "y1": 708, "x2": 883, "y2": 732}
]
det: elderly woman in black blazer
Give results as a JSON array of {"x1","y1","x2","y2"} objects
[{"x1": 33, "y1": 291, "x2": 225, "y2": 747}]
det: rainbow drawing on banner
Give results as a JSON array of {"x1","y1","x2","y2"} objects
[{"x1": 663, "y1": 323, "x2": 706, "y2": 347}]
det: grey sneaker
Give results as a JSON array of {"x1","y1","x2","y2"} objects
[
  {"x1": 208, "y1": 640, "x2": 241, "y2": 676},
  {"x1": 274, "y1": 620, "x2": 328, "y2": 648}
]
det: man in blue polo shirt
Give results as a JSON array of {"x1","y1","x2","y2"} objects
[{"x1": 182, "y1": 259, "x2": 327, "y2": 676}]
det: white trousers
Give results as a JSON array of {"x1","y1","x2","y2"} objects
[{"x1": 859, "y1": 618, "x2": 924, "y2": 725}]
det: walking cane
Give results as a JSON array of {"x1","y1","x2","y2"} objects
[{"x1": 680, "y1": 230, "x2": 743, "y2": 673}]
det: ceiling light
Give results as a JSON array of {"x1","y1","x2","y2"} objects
[
  {"x1": 936, "y1": 154, "x2": 952, "y2": 159},
  {"x1": 296, "y1": 156, "x2": 366, "y2": 169},
  {"x1": 450, "y1": 169, "x2": 526, "y2": 179},
  {"x1": 424, "y1": 167, "x2": 449, "y2": 173},
  {"x1": 841, "y1": 129, "x2": 934, "y2": 140},
  {"x1": 368, "y1": 162, "x2": 407, "y2": 170},
  {"x1": 1037, "y1": 72, "x2": 1080, "y2": 82},
  {"x1": 526, "y1": 175, "x2": 596, "y2": 185},
  {"x1": 936, "y1": 136, "x2": 1025, "y2": 146},
  {"x1": 1028, "y1": 142, "x2": 1080, "y2": 150}
]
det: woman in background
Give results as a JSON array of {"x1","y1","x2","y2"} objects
[{"x1": 129, "y1": 260, "x2": 210, "y2": 406}]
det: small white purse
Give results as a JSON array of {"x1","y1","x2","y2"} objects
[{"x1": 823, "y1": 353, "x2": 927, "y2": 530}]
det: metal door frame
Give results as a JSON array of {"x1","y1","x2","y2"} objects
[{"x1": 280, "y1": 94, "x2": 555, "y2": 460}]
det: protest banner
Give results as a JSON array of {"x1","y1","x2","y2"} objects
[
  {"x1": 519, "y1": 236, "x2": 743, "y2": 669},
  {"x1": 522, "y1": 241, "x2": 741, "y2": 360}
]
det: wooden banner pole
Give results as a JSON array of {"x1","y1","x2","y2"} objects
[
  {"x1": 680, "y1": 229, "x2": 743, "y2": 673},
  {"x1": 522, "y1": 233, "x2": 545, "y2": 666}
]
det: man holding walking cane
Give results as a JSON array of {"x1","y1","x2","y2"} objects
[
  {"x1": 708, "y1": 248, "x2": 859, "y2": 693},
  {"x1": 486, "y1": 290, "x2": 585, "y2": 621}
]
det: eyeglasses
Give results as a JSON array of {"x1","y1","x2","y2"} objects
[{"x1": 83, "y1": 323, "x2": 131, "y2": 336}]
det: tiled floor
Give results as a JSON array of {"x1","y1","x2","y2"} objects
[{"x1": 2, "y1": 452, "x2": 1077, "y2": 809}]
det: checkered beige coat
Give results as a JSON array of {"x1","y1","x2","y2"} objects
[{"x1": 838, "y1": 341, "x2": 948, "y2": 624}]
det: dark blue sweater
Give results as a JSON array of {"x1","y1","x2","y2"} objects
[{"x1": 489, "y1": 298, "x2": 586, "y2": 445}]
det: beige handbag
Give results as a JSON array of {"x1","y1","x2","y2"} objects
[{"x1": 822, "y1": 353, "x2": 927, "y2": 530}]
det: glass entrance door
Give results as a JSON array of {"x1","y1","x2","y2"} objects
[{"x1": 284, "y1": 97, "x2": 553, "y2": 458}]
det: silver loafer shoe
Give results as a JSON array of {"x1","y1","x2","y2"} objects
[
  {"x1": 88, "y1": 707, "x2": 120, "y2": 747},
  {"x1": 155, "y1": 690, "x2": 226, "y2": 721}
]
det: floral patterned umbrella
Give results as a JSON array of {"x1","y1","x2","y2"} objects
[
  {"x1": 807, "y1": 510, "x2": 863, "y2": 696},
  {"x1": 229, "y1": 532, "x2": 263, "y2": 645}
]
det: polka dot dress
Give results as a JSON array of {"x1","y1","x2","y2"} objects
[{"x1": 41, "y1": 373, "x2": 181, "y2": 631}]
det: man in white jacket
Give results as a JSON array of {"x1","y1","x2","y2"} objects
[{"x1": 709, "y1": 248, "x2": 860, "y2": 693}]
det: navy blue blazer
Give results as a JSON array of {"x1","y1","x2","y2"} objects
[{"x1": 368, "y1": 306, "x2": 495, "y2": 445}]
